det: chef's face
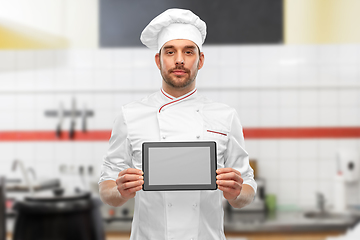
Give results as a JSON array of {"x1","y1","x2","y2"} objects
[{"x1": 155, "y1": 39, "x2": 204, "y2": 93}]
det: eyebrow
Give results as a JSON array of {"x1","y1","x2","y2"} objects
[
  {"x1": 184, "y1": 46, "x2": 197, "y2": 50},
  {"x1": 162, "y1": 45, "x2": 197, "y2": 50}
]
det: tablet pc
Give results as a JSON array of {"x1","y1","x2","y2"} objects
[{"x1": 142, "y1": 141, "x2": 217, "y2": 191}]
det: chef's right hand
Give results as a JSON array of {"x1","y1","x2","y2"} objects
[{"x1": 116, "y1": 168, "x2": 144, "y2": 200}]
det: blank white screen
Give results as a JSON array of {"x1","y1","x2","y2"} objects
[{"x1": 148, "y1": 147, "x2": 211, "y2": 185}]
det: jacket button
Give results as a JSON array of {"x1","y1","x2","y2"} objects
[
  {"x1": 162, "y1": 136, "x2": 166, "y2": 139},
  {"x1": 196, "y1": 135, "x2": 200, "y2": 139},
  {"x1": 168, "y1": 203, "x2": 172, "y2": 207},
  {"x1": 193, "y1": 203, "x2": 197, "y2": 207}
]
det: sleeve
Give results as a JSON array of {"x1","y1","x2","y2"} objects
[
  {"x1": 98, "y1": 107, "x2": 133, "y2": 184},
  {"x1": 224, "y1": 110, "x2": 257, "y2": 193}
]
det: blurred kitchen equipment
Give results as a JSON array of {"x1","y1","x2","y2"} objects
[
  {"x1": 101, "y1": 197, "x2": 134, "y2": 223},
  {"x1": 304, "y1": 192, "x2": 354, "y2": 220},
  {"x1": 82, "y1": 103, "x2": 87, "y2": 132},
  {"x1": 13, "y1": 189, "x2": 105, "y2": 240},
  {"x1": 226, "y1": 178, "x2": 266, "y2": 223},
  {"x1": 101, "y1": 197, "x2": 134, "y2": 233},
  {"x1": 265, "y1": 194, "x2": 276, "y2": 213},
  {"x1": 332, "y1": 149, "x2": 359, "y2": 213},
  {"x1": 6, "y1": 178, "x2": 60, "y2": 192},
  {"x1": 225, "y1": 159, "x2": 266, "y2": 222},
  {"x1": 88, "y1": 165, "x2": 94, "y2": 176},
  {"x1": 8, "y1": 162, "x2": 60, "y2": 192},
  {"x1": 45, "y1": 100, "x2": 94, "y2": 139},
  {"x1": 78, "y1": 165, "x2": 88, "y2": 191},
  {"x1": 249, "y1": 159, "x2": 257, "y2": 179},
  {"x1": 316, "y1": 192, "x2": 326, "y2": 214},
  {"x1": 333, "y1": 171, "x2": 346, "y2": 213},
  {"x1": 69, "y1": 97, "x2": 76, "y2": 139},
  {"x1": 0, "y1": 176, "x2": 6, "y2": 240},
  {"x1": 27, "y1": 167, "x2": 36, "y2": 181},
  {"x1": 12, "y1": 160, "x2": 34, "y2": 194},
  {"x1": 337, "y1": 149, "x2": 359, "y2": 182},
  {"x1": 56, "y1": 102, "x2": 64, "y2": 138}
]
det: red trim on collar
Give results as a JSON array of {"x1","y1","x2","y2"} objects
[
  {"x1": 207, "y1": 130, "x2": 227, "y2": 136},
  {"x1": 159, "y1": 89, "x2": 197, "y2": 113},
  {"x1": 161, "y1": 89, "x2": 173, "y2": 100}
]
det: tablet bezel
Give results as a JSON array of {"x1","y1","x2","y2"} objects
[{"x1": 142, "y1": 141, "x2": 217, "y2": 191}]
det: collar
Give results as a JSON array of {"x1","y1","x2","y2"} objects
[{"x1": 158, "y1": 88, "x2": 198, "y2": 113}]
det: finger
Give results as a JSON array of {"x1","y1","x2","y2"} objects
[
  {"x1": 216, "y1": 168, "x2": 241, "y2": 176},
  {"x1": 118, "y1": 168, "x2": 143, "y2": 177},
  {"x1": 217, "y1": 172, "x2": 243, "y2": 183},
  {"x1": 216, "y1": 179, "x2": 241, "y2": 189},
  {"x1": 123, "y1": 185, "x2": 143, "y2": 194},
  {"x1": 117, "y1": 174, "x2": 143, "y2": 185},
  {"x1": 218, "y1": 185, "x2": 240, "y2": 192},
  {"x1": 217, "y1": 171, "x2": 239, "y2": 180},
  {"x1": 118, "y1": 180, "x2": 144, "y2": 191}
]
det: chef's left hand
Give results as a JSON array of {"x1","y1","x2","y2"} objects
[{"x1": 216, "y1": 168, "x2": 243, "y2": 201}]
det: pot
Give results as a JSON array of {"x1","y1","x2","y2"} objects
[{"x1": 13, "y1": 188, "x2": 104, "y2": 240}]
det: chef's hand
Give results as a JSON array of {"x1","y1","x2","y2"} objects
[
  {"x1": 116, "y1": 168, "x2": 143, "y2": 200},
  {"x1": 216, "y1": 168, "x2": 243, "y2": 201}
]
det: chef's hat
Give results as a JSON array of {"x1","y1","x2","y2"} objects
[{"x1": 140, "y1": 8, "x2": 207, "y2": 52}]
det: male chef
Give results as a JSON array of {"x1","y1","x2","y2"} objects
[{"x1": 99, "y1": 8, "x2": 257, "y2": 240}]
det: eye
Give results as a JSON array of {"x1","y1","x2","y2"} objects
[
  {"x1": 185, "y1": 50, "x2": 194, "y2": 55},
  {"x1": 166, "y1": 51, "x2": 174, "y2": 55}
]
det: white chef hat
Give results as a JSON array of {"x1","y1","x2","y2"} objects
[{"x1": 140, "y1": 8, "x2": 207, "y2": 52}]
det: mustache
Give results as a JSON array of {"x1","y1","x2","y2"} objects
[{"x1": 168, "y1": 66, "x2": 190, "y2": 73}]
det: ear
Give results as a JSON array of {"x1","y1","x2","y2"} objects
[
  {"x1": 155, "y1": 53, "x2": 161, "y2": 70},
  {"x1": 197, "y1": 52, "x2": 205, "y2": 70}
]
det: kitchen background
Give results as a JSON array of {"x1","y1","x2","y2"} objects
[{"x1": 1, "y1": 0, "x2": 360, "y2": 239}]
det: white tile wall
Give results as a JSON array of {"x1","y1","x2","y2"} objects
[
  {"x1": 259, "y1": 107, "x2": 279, "y2": 126},
  {"x1": 340, "y1": 65, "x2": 358, "y2": 84},
  {"x1": 298, "y1": 179, "x2": 318, "y2": 207},
  {"x1": 0, "y1": 44, "x2": 360, "y2": 209},
  {"x1": 299, "y1": 160, "x2": 318, "y2": 181},
  {"x1": 257, "y1": 159, "x2": 279, "y2": 180},
  {"x1": 298, "y1": 65, "x2": 318, "y2": 86},
  {"x1": 240, "y1": 107, "x2": 260, "y2": 127},
  {"x1": 278, "y1": 180, "x2": 299, "y2": 206},
  {"x1": 239, "y1": 66, "x2": 258, "y2": 86},
  {"x1": 339, "y1": 107, "x2": 359, "y2": 126}
]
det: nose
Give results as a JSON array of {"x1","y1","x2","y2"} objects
[{"x1": 175, "y1": 53, "x2": 184, "y2": 65}]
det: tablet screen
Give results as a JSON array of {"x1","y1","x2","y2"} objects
[{"x1": 142, "y1": 141, "x2": 217, "y2": 191}]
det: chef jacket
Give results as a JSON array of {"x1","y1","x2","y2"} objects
[{"x1": 99, "y1": 88, "x2": 257, "y2": 240}]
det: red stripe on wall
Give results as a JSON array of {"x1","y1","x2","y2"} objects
[
  {"x1": 0, "y1": 127, "x2": 360, "y2": 141},
  {"x1": 0, "y1": 130, "x2": 111, "y2": 141}
]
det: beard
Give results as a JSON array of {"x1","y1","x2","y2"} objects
[{"x1": 160, "y1": 64, "x2": 199, "y2": 89}]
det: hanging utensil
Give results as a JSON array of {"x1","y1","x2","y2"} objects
[
  {"x1": 56, "y1": 102, "x2": 64, "y2": 138},
  {"x1": 82, "y1": 103, "x2": 87, "y2": 133},
  {"x1": 69, "y1": 98, "x2": 76, "y2": 139}
]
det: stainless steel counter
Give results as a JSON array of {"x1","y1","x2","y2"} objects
[
  {"x1": 224, "y1": 210, "x2": 360, "y2": 233},
  {"x1": 101, "y1": 210, "x2": 360, "y2": 234}
]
